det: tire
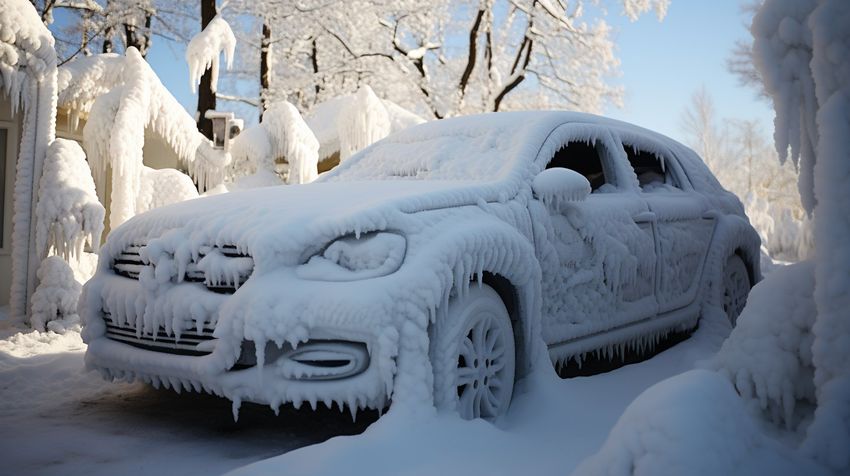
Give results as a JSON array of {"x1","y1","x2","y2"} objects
[
  {"x1": 431, "y1": 285, "x2": 516, "y2": 420},
  {"x1": 722, "y1": 255, "x2": 750, "y2": 326}
]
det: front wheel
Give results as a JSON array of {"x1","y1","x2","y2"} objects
[
  {"x1": 722, "y1": 254, "x2": 751, "y2": 326},
  {"x1": 431, "y1": 285, "x2": 516, "y2": 420}
]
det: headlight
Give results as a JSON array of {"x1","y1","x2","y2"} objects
[{"x1": 296, "y1": 231, "x2": 406, "y2": 281}]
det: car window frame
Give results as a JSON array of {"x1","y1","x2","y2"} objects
[
  {"x1": 609, "y1": 128, "x2": 694, "y2": 193},
  {"x1": 533, "y1": 123, "x2": 633, "y2": 194}
]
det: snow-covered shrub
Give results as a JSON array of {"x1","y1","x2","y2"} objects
[
  {"x1": 35, "y1": 139, "x2": 104, "y2": 260},
  {"x1": 30, "y1": 256, "x2": 82, "y2": 333},
  {"x1": 185, "y1": 14, "x2": 235, "y2": 94},
  {"x1": 337, "y1": 85, "x2": 391, "y2": 162},
  {"x1": 228, "y1": 100, "x2": 318, "y2": 185},
  {"x1": 708, "y1": 261, "x2": 816, "y2": 429},
  {"x1": 573, "y1": 370, "x2": 829, "y2": 476}
]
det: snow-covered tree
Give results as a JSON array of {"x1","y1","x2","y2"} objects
[
  {"x1": 714, "y1": 0, "x2": 850, "y2": 471},
  {"x1": 224, "y1": 0, "x2": 669, "y2": 120},
  {"x1": 32, "y1": 0, "x2": 195, "y2": 64},
  {"x1": 680, "y1": 88, "x2": 810, "y2": 260}
]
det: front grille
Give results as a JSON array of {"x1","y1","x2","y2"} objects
[
  {"x1": 104, "y1": 319, "x2": 216, "y2": 356},
  {"x1": 113, "y1": 244, "x2": 147, "y2": 279},
  {"x1": 111, "y1": 243, "x2": 252, "y2": 294}
]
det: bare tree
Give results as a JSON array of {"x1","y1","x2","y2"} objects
[
  {"x1": 195, "y1": 0, "x2": 217, "y2": 140},
  {"x1": 225, "y1": 0, "x2": 669, "y2": 119},
  {"x1": 32, "y1": 0, "x2": 193, "y2": 65}
]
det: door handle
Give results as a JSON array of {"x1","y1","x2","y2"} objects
[{"x1": 632, "y1": 211, "x2": 656, "y2": 222}]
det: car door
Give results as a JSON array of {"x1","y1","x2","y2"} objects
[
  {"x1": 615, "y1": 130, "x2": 716, "y2": 313},
  {"x1": 533, "y1": 124, "x2": 659, "y2": 346}
]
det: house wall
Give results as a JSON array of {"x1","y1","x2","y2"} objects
[
  {"x1": 0, "y1": 92, "x2": 23, "y2": 306},
  {"x1": 54, "y1": 108, "x2": 184, "y2": 237}
]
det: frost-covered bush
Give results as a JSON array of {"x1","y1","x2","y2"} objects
[
  {"x1": 35, "y1": 139, "x2": 104, "y2": 261},
  {"x1": 30, "y1": 256, "x2": 82, "y2": 333},
  {"x1": 708, "y1": 261, "x2": 816, "y2": 429}
]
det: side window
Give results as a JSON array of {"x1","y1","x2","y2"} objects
[
  {"x1": 546, "y1": 139, "x2": 614, "y2": 192},
  {"x1": 623, "y1": 144, "x2": 680, "y2": 191}
]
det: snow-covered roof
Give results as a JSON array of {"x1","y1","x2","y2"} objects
[
  {"x1": 81, "y1": 48, "x2": 226, "y2": 228},
  {"x1": 0, "y1": 0, "x2": 56, "y2": 106},
  {"x1": 305, "y1": 94, "x2": 426, "y2": 161},
  {"x1": 57, "y1": 53, "x2": 124, "y2": 124}
]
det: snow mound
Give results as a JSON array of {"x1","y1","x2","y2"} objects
[
  {"x1": 573, "y1": 370, "x2": 830, "y2": 476},
  {"x1": 708, "y1": 261, "x2": 816, "y2": 429},
  {"x1": 36, "y1": 139, "x2": 104, "y2": 261},
  {"x1": 186, "y1": 14, "x2": 236, "y2": 94},
  {"x1": 30, "y1": 256, "x2": 82, "y2": 333}
]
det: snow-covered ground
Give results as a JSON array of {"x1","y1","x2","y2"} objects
[
  {"x1": 0, "y1": 309, "x2": 376, "y2": 475},
  {"x1": 0, "y1": 262, "x2": 831, "y2": 475}
]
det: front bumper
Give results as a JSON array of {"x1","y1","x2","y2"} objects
[{"x1": 85, "y1": 327, "x2": 390, "y2": 412}]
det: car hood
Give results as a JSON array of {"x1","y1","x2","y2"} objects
[{"x1": 103, "y1": 179, "x2": 520, "y2": 267}]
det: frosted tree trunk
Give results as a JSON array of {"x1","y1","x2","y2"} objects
[
  {"x1": 196, "y1": 0, "x2": 217, "y2": 140},
  {"x1": 259, "y1": 21, "x2": 271, "y2": 120}
]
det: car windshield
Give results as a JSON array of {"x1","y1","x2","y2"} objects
[{"x1": 321, "y1": 113, "x2": 556, "y2": 183}]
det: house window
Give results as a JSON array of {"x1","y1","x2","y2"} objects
[{"x1": 546, "y1": 139, "x2": 613, "y2": 192}]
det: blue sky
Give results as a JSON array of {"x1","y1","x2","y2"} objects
[
  {"x1": 91, "y1": 1, "x2": 774, "y2": 145},
  {"x1": 602, "y1": 1, "x2": 773, "y2": 140}
]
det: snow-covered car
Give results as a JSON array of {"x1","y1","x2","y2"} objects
[{"x1": 81, "y1": 111, "x2": 760, "y2": 420}]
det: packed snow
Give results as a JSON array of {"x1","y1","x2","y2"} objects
[{"x1": 186, "y1": 14, "x2": 236, "y2": 94}]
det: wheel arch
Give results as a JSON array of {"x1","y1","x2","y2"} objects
[
  {"x1": 700, "y1": 214, "x2": 762, "y2": 313},
  {"x1": 480, "y1": 272, "x2": 529, "y2": 378}
]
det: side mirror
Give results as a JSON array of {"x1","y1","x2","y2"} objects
[{"x1": 532, "y1": 167, "x2": 591, "y2": 209}]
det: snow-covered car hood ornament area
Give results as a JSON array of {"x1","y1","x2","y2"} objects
[{"x1": 81, "y1": 111, "x2": 760, "y2": 421}]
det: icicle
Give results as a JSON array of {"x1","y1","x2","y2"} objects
[{"x1": 231, "y1": 398, "x2": 242, "y2": 422}]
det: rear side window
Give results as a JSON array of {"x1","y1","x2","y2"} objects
[
  {"x1": 546, "y1": 139, "x2": 613, "y2": 192},
  {"x1": 623, "y1": 144, "x2": 680, "y2": 191}
]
